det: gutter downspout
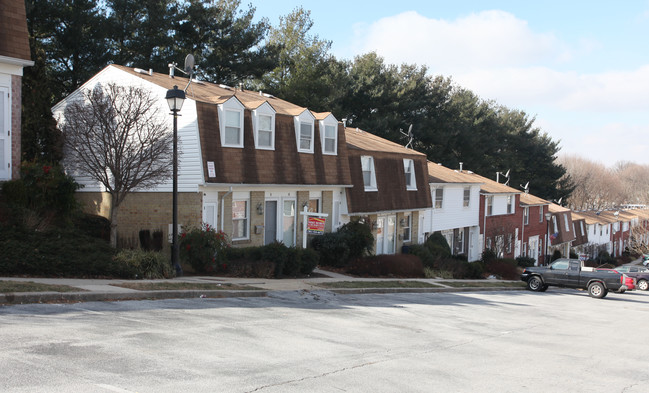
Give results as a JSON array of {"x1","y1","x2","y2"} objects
[{"x1": 220, "y1": 187, "x2": 233, "y2": 234}]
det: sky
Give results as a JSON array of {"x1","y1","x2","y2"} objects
[{"x1": 252, "y1": 1, "x2": 649, "y2": 168}]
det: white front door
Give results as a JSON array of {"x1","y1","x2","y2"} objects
[
  {"x1": 0, "y1": 87, "x2": 9, "y2": 180},
  {"x1": 203, "y1": 202, "x2": 217, "y2": 230},
  {"x1": 529, "y1": 236, "x2": 539, "y2": 265},
  {"x1": 376, "y1": 215, "x2": 396, "y2": 254},
  {"x1": 282, "y1": 199, "x2": 296, "y2": 247}
]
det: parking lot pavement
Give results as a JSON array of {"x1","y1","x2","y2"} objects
[{"x1": 1, "y1": 289, "x2": 648, "y2": 392}]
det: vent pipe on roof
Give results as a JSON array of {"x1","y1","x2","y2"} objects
[
  {"x1": 168, "y1": 63, "x2": 176, "y2": 78},
  {"x1": 149, "y1": 69, "x2": 153, "y2": 76},
  {"x1": 459, "y1": 162, "x2": 463, "y2": 172}
]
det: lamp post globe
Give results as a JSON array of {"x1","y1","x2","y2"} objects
[{"x1": 166, "y1": 85, "x2": 185, "y2": 276}]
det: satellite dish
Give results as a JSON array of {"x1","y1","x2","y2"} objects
[
  {"x1": 184, "y1": 54, "x2": 195, "y2": 75},
  {"x1": 399, "y1": 124, "x2": 414, "y2": 149},
  {"x1": 504, "y1": 169, "x2": 510, "y2": 178}
]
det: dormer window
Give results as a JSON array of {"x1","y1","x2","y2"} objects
[
  {"x1": 403, "y1": 159, "x2": 416, "y2": 190},
  {"x1": 319, "y1": 114, "x2": 338, "y2": 155},
  {"x1": 294, "y1": 110, "x2": 315, "y2": 153},
  {"x1": 252, "y1": 102, "x2": 275, "y2": 150},
  {"x1": 218, "y1": 97, "x2": 244, "y2": 148},
  {"x1": 361, "y1": 155, "x2": 377, "y2": 191}
]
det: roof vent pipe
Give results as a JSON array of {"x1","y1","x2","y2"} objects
[
  {"x1": 168, "y1": 63, "x2": 175, "y2": 78},
  {"x1": 459, "y1": 162, "x2": 463, "y2": 172},
  {"x1": 149, "y1": 69, "x2": 153, "y2": 76}
]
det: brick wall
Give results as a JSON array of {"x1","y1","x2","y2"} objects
[
  {"x1": 76, "y1": 191, "x2": 202, "y2": 247},
  {"x1": 11, "y1": 75, "x2": 21, "y2": 179}
]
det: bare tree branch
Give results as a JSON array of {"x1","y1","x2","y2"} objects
[{"x1": 61, "y1": 83, "x2": 173, "y2": 246}]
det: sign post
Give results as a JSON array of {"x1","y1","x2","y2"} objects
[{"x1": 300, "y1": 205, "x2": 328, "y2": 248}]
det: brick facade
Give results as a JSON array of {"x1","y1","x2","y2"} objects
[
  {"x1": 76, "y1": 192, "x2": 202, "y2": 248},
  {"x1": 11, "y1": 75, "x2": 21, "y2": 179}
]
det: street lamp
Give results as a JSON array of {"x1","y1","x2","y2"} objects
[
  {"x1": 545, "y1": 212, "x2": 552, "y2": 265},
  {"x1": 166, "y1": 85, "x2": 185, "y2": 276}
]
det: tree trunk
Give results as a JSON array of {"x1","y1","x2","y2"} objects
[{"x1": 109, "y1": 193, "x2": 120, "y2": 248}]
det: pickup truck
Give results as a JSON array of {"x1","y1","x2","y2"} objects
[{"x1": 520, "y1": 258, "x2": 633, "y2": 298}]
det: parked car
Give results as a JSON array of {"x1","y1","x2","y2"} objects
[
  {"x1": 521, "y1": 258, "x2": 632, "y2": 298},
  {"x1": 610, "y1": 265, "x2": 649, "y2": 291},
  {"x1": 595, "y1": 268, "x2": 636, "y2": 291}
]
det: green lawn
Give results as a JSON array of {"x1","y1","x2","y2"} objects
[
  {"x1": 110, "y1": 282, "x2": 260, "y2": 291},
  {"x1": 0, "y1": 281, "x2": 84, "y2": 293},
  {"x1": 316, "y1": 280, "x2": 443, "y2": 289}
]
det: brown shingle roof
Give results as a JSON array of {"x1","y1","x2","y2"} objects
[
  {"x1": 344, "y1": 127, "x2": 425, "y2": 156},
  {"x1": 110, "y1": 65, "x2": 307, "y2": 116},
  {"x1": 0, "y1": 0, "x2": 31, "y2": 61},
  {"x1": 450, "y1": 170, "x2": 520, "y2": 194},
  {"x1": 520, "y1": 193, "x2": 550, "y2": 206},
  {"x1": 427, "y1": 162, "x2": 483, "y2": 184}
]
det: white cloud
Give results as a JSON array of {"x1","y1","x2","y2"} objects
[{"x1": 354, "y1": 10, "x2": 566, "y2": 72}]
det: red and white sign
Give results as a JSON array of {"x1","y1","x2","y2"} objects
[{"x1": 307, "y1": 217, "x2": 326, "y2": 235}]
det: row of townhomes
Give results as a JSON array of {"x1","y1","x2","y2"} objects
[
  {"x1": 3, "y1": 0, "x2": 647, "y2": 266},
  {"x1": 51, "y1": 64, "x2": 649, "y2": 265},
  {"x1": 53, "y1": 65, "x2": 649, "y2": 263}
]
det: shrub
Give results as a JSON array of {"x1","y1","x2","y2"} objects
[
  {"x1": 297, "y1": 247, "x2": 320, "y2": 275},
  {"x1": 0, "y1": 225, "x2": 124, "y2": 277},
  {"x1": 113, "y1": 249, "x2": 174, "y2": 279},
  {"x1": 348, "y1": 254, "x2": 424, "y2": 277},
  {"x1": 73, "y1": 213, "x2": 110, "y2": 241},
  {"x1": 337, "y1": 220, "x2": 374, "y2": 259},
  {"x1": 485, "y1": 258, "x2": 519, "y2": 280},
  {"x1": 179, "y1": 224, "x2": 230, "y2": 273},
  {"x1": 424, "y1": 232, "x2": 451, "y2": 259},
  {"x1": 1, "y1": 161, "x2": 81, "y2": 229},
  {"x1": 481, "y1": 249, "x2": 497, "y2": 264},
  {"x1": 407, "y1": 244, "x2": 434, "y2": 268},
  {"x1": 516, "y1": 256, "x2": 536, "y2": 268},
  {"x1": 261, "y1": 241, "x2": 290, "y2": 276},
  {"x1": 311, "y1": 232, "x2": 349, "y2": 267}
]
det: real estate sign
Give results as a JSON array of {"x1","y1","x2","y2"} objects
[{"x1": 307, "y1": 217, "x2": 326, "y2": 235}]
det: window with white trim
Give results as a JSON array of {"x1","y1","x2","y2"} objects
[
  {"x1": 253, "y1": 103, "x2": 275, "y2": 150},
  {"x1": 434, "y1": 188, "x2": 443, "y2": 209},
  {"x1": 232, "y1": 200, "x2": 249, "y2": 240},
  {"x1": 402, "y1": 213, "x2": 411, "y2": 242},
  {"x1": 403, "y1": 159, "x2": 416, "y2": 190},
  {"x1": 463, "y1": 187, "x2": 470, "y2": 207},
  {"x1": 307, "y1": 198, "x2": 320, "y2": 213},
  {"x1": 539, "y1": 206, "x2": 544, "y2": 222},
  {"x1": 294, "y1": 111, "x2": 315, "y2": 153},
  {"x1": 486, "y1": 195, "x2": 493, "y2": 216},
  {"x1": 507, "y1": 195, "x2": 513, "y2": 214},
  {"x1": 524, "y1": 207, "x2": 529, "y2": 225},
  {"x1": 218, "y1": 98, "x2": 245, "y2": 148},
  {"x1": 361, "y1": 156, "x2": 377, "y2": 191},
  {"x1": 320, "y1": 115, "x2": 338, "y2": 155},
  {"x1": 564, "y1": 214, "x2": 570, "y2": 232},
  {"x1": 552, "y1": 216, "x2": 558, "y2": 233}
]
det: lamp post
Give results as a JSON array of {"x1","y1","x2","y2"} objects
[
  {"x1": 545, "y1": 212, "x2": 552, "y2": 265},
  {"x1": 166, "y1": 85, "x2": 185, "y2": 276}
]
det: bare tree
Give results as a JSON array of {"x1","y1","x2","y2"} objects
[{"x1": 62, "y1": 83, "x2": 173, "y2": 247}]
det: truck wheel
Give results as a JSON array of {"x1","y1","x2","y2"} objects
[
  {"x1": 527, "y1": 276, "x2": 544, "y2": 292},
  {"x1": 638, "y1": 279, "x2": 648, "y2": 291},
  {"x1": 588, "y1": 282, "x2": 607, "y2": 299}
]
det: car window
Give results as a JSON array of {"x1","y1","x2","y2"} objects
[{"x1": 551, "y1": 260, "x2": 569, "y2": 270}]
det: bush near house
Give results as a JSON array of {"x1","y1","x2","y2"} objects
[
  {"x1": 347, "y1": 254, "x2": 424, "y2": 277},
  {"x1": 179, "y1": 224, "x2": 230, "y2": 274},
  {"x1": 311, "y1": 220, "x2": 373, "y2": 267},
  {"x1": 113, "y1": 249, "x2": 174, "y2": 279},
  {"x1": 223, "y1": 242, "x2": 320, "y2": 278}
]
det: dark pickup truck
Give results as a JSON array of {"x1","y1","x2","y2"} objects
[{"x1": 521, "y1": 258, "x2": 633, "y2": 298}]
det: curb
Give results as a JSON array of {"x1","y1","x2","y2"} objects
[{"x1": 0, "y1": 286, "x2": 525, "y2": 305}]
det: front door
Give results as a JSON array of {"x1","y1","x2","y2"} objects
[
  {"x1": 282, "y1": 199, "x2": 295, "y2": 247},
  {"x1": 529, "y1": 236, "x2": 539, "y2": 265},
  {"x1": 264, "y1": 201, "x2": 277, "y2": 245},
  {"x1": 375, "y1": 215, "x2": 396, "y2": 254}
]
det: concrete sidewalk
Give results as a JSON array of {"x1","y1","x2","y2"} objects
[{"x1": 0, "y1": 268, "x2": 526, "y2": 305}]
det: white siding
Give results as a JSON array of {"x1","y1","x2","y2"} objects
[
  {"x1": 427, "y1": 183, "x2": 480, "y2": 232},
  {"x1": 53, "y1": 65, "x2": 203, "y2": 193}
]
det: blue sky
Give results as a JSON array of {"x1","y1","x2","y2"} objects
[{"x1": 252, "y1": 1, "x2": 649, "y2": 167}]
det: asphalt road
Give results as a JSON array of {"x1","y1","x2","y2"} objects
[{"x1": 2, "y1": 288, "x2": 648, "y2": 393}]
